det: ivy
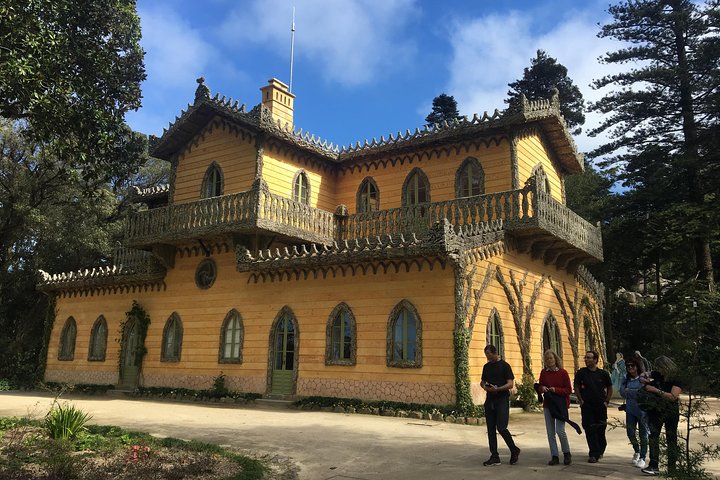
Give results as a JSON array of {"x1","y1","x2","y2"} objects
[{"x1": 116, "y1": 301, "x2": 151, "y2": 381}]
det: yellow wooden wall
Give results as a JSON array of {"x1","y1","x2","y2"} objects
[
  {"x1": 465, "y1": 249, "x2": 596, "y2": 393},
  {"x1": 516, "y1": 132, "x2": 565, "y2": 203},
  {"x1": 46, "y1": 251, "x2": 456, "y2": 392},
  {"x1": 261, "y1": 149, "x2": 337, "y2": 212},
  {"x1": 172, "y1": 120, "x2": 257, "y2": 204},
  {"x1": 335, "y1": 140, "x2": 513, "y2": 214}
]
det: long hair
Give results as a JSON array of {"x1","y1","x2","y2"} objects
[
  {"x1": 543, "y1": 349, "x2": 563, "y2": 369},
  {"x1": 654, "y1": 356, "x2": 677, "y2": 375}
]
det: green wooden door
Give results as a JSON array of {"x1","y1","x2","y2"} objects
[
  {"x1": 271, "y1": 315, "x2": 296, "y2": 395},
  {"x1": 119, "y1": 321, "x2": 140, "y2": 389}
]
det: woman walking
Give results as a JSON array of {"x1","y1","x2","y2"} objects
[
  {"x1": 639, "y1": 356, "x2": 682, "y2": 476},
  {"x1": 619, "y1": 357, "x2": 649, "y2": 468},
  {"x1": 538, "y1": 349, "x2": 573, "y2": 465}
]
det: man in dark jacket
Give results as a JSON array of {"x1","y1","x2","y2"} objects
[
  {"x1": 574, "y1": 350, "x2": 612, "y2": 463},
  {"x1": 481, "y1": 344, "x2": 521, "y2": 466}
]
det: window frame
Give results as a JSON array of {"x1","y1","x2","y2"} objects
[
  {"x1": 58, "y1": 317, "x2": 77, "y2": 361},
  {"x1": 88, "y1": 315, "x2": 108, "y2": 361},
  {"x1": 542, "y1": 312, "x2": 562, "y2": 359},
  {"x1": 356, "y1": 177, "x2": 380, "y2": 213},
  {"x1": 201, "y1": 162, "x2": 224, "y2": 198},
  {"x1": 325, "y1": 303, "x2": 357, "y2": 366},
  {"x1": 292, "y1": 170, "x2": 310, "y2": 205},
  {"x1": 219, "y1": 309, "x2": 244, "y2": 364},
  {"x1": 386, "y1": 300, "x2": 422, "y2": 368},
  {"x1": 161, "y1": 312, "x2": 183, "y2": 362},
  {"x1": 401, "y1": 168, "x2": 431, "y2": 206},
  {"x1": 486, "y1": 308, "x2": 504, "y2": 359},
  {"x1": 455, "y1": 157, "x2": 485, "y2": 198}
]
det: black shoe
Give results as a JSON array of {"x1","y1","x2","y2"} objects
[
  {"x1": 483, "y1": 456, "x2": 501, "y2": 466},
  {"x1": 563, "y1": 452, "x2": 572, "y2": 465},
  {"x1": 588, "y1": 456, "x2": 598, "y2": 463},
  {"x1": 510, "y1": 448, "x2": 521, "y2": 465},
  {"x1": 548, "y1": 456, "x2": 559, "y2": 465}
]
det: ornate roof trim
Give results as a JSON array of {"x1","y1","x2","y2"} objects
[
  {"x1": 151, "y1": 79, "x2": 582, "y2": 174},
  {"x1": 130, "y1": 184, "x2": 170, "y2": 204}
]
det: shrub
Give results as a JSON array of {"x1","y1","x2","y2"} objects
[{"x1": 44, "y1": 403, "x2": 92, "y2": 440}]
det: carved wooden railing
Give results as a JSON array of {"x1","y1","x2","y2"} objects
[
  {"x1": 338, "y1": 185, "x2": 603, "y2": 261},
  {"x1": 126, "y1": 186, "x2": 336, "y2": 246},
  {"x1": 338, "y1": 187, "x2": 533, "y2": 239}
]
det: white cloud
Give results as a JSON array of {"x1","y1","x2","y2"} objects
[
  {"x1": 443, "y1": 5, "x2": 624, "y2": 154},
  {"x1": 219, "y1": 0, "x2": 418, "y2": 87}
]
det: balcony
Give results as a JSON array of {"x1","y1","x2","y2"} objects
[
  {"x1": 125, "y1": 181, "x2": 602, "y2": 268},
  {"x1": 125, "y1": 183, "x2": 337, "y2": 248}
]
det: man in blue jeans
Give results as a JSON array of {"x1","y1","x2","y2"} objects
[{"x1": 481, "y1": 344, "x2": 520, "y2": 466}]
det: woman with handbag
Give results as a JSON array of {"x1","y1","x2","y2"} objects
[{"x1": 638, "y1": 356, "x2": 682, "y2": 476}]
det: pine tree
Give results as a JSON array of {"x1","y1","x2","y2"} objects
[
  {"x1": 506, "y1": 50, "x2": 585, "y2": 134},
  {"x1": 589, "y1": 0, "x2": 719, "y2": 291},
  {"x1": 425, "y1": 94, "x2": 461, "y2": 125}
]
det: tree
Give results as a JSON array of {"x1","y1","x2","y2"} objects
[
  {"x1": 589, "y1": 0, "x2": 720, "y2": 291},
  {"x1": 0, "y1": 0, "x2": 146, "y2": 184},
  {"x1": 425, "y1": 94, "x2": 461, "y2": 125},
  {"x1": 506, "y1": 50, "x2": 586, "y2": 134}
]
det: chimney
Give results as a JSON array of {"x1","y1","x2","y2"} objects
[{"x1": 260, "y1": 78, "x2": 295, "y2": 127}]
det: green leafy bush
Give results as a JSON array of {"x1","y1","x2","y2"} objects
[
  {"x1": 44, "y1": 403, "x2": 92, "y2": 440},
  {"x1": 0, "y1": 378, "x2": 12, "y2": 391}
]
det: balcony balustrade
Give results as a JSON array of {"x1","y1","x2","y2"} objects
[{"x1": 125, "y1": 182, "x2": 602, "y2": 264}]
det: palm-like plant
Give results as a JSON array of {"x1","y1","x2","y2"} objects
[{"x1": 44, "y1": 403, "x2": 92, "y2": 440}]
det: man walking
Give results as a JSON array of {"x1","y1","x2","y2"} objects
[
  {"x1": 481, "y1": 344, "x2": 520, "y2": 466},
  {"x1": 574, "y1": 350, "x2": 612, "y2": 463}
]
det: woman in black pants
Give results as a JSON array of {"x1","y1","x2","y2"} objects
[{"x1": 639, "y1": 356, "x2": 682, "y2": 476}]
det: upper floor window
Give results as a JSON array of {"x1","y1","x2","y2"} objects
[
  {"x1": 486, "y1": 309, "x2": 504, "y2": 359},
  {"x1": 219, "y1": 309, "x2": 244, "y2": 363},
  {"x1": 88, "y1": 315, "x2": 108, "y2": 361},
  {"x1": 293, "y1": 171, "x2": 310, "y2": 205},
  {"x1": 402, "y1": 168, "x2": 430, "y2": 206},
  {"x1": 201, "y1": 162, "x2": 224, "y2": 198},
  {"x1": 161, "y1": 312, "x2": 183, "y2": 362},
  {"x1": 387, "y1": 300, "x2": 422, "y2": 368},
  {"x1": 356, "y1": 177, "x2": 379, "y2": 213},
  {"x1": 58, "y1": 317, "x2": 77, "y2": 361},
  {"x1": 326, "y1": 303, "x2": 356, "y2": 365},
  {"x1": 542, "y1": 312, "x2": 562, "y2": 359},
  {"x1": 530, "y1": 164, "x2": 551, "y2": 194},
  {"x1": 456, "y1": 157, "x2": 485, "y2": 198}
]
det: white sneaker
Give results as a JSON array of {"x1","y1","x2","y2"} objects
[
  {"x1": 635, "y1": 459, "x2": 646, "y2": 469},
  {"x1": 632, "y1": 452, "x2": 640, "y2": 464}
]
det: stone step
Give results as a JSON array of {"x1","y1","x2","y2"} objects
[{"x1": 255, "y1": 398, "x2": 294, "y2": 408}]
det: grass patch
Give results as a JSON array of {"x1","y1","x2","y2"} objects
[{"x1": 0, "y1": 417, "x2": 268, "y2": 479}]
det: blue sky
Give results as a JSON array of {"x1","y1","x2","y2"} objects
[{"x1": 125, "y1": 0, "x2": 624, "y2": 155}]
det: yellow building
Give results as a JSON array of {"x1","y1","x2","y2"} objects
[{"x1": 39, "y1": 77, "x2": 605, "y2": 409}]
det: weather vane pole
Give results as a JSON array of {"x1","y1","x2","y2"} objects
[{"x1": 289, "y1": 6, "x2": 295, "y2": 93}]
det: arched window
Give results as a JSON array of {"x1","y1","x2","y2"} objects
[
  {"x1": 356, "y1": 177, "x2": 379, "y2": 213},
  {"x1": 455, "y1": 157, "x2": 485, "y2": 198},
  {"x1": 542, "y1": 312, "x2": 562, "y2": 358},
  {"x1": 58, "y1": 317, "x2": 77, "y2": 361},
  {"x1": 292, "y1": 171, "x2": 310, "y2": 204},
  {"x1": 486, "y1": 309, "x2": 504, "y2": 359},
  {"x1": 402, "y1": 168, "x2": 430, "y2": 206},
  {"x1": 219, "y1": 309, "x2": 244, "y2": 363},
  {"x1": 387, "y1": 300, "x2": 422, "y2": 368},
  {"x1": 201, "y1": 162, "x2": 224, "y2": 198},
  {"x1": 326, "y1": 303, "x2": 356, "y2": 365},
  {"x1": 88, "y1": 315, "x2": 108, "y2": 361},
  {"x1": 530, "y1": 164, "x2": 551, "y2": 194},
  {"x1": 161, "y1": 312, "x2": 183, "y2": 362}
]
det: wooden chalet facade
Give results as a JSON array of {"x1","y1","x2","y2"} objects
[{"x1": 39, "y1": 77, "x2": 605, "y2": 407}]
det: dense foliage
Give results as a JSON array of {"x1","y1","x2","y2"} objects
[
  {"x1": 506, "y1": 49, "x2": 586, "y2": 134},
  {"x1": 425, "y1": 93, "x2": 462, "y2": 125}
]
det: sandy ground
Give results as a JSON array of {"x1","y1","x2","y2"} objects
[{"x1": 1, "y1": 392, "x2": 718, "y2": 480}]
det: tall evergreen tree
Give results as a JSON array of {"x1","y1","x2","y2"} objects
[
  {"x1": 589, "y1": 0, "x2": 720, "y2": 291},
  {"x1": 425, "y1": 94, "x2": 461, "y2": 125},
  {"x1": 506, "y1": 50, "x2": 586, "y2": 134}
]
